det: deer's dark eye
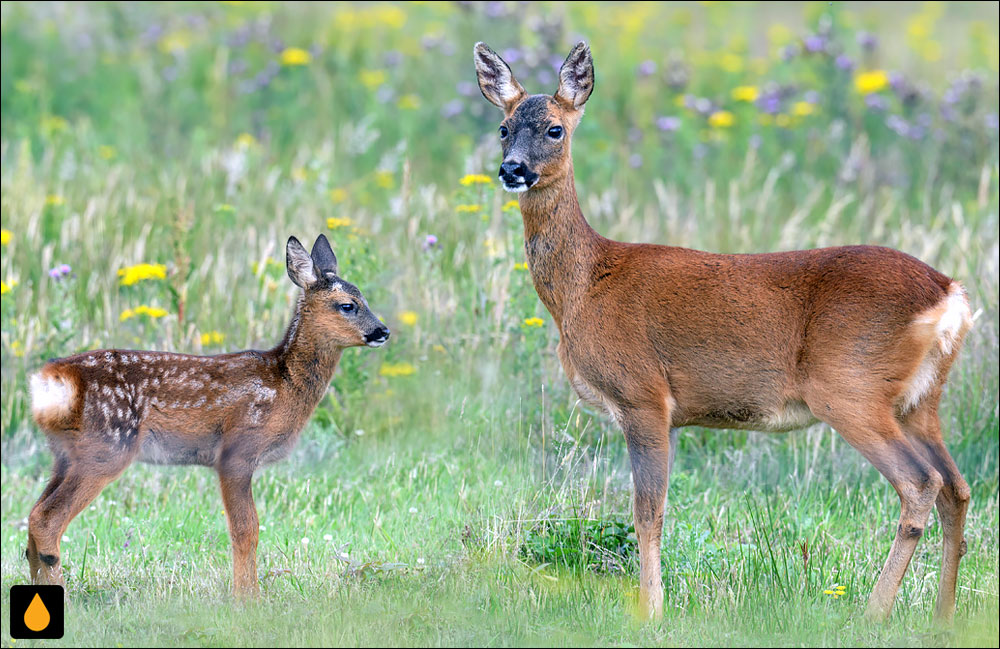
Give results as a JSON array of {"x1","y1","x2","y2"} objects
[
  {"x1": 547, "y1": 125, "x2": 563, "y2": 139},
  {"x1": 499, "y1": 125, "x2": 509, "y2": 139},
  {"x1": 338, "y1": 303, "x2": 356, "y2": 314}
]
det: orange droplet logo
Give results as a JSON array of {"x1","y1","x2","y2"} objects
[{"x1": 24, "y1": 592, "x2": 51, "y2": 631}]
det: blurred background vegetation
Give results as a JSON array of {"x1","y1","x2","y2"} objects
[{"x1": 0, "y1": 2, "x2": 997, "y2": 646}]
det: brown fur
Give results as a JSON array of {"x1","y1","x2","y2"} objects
[
  {"x1": 476, "y1": 41, "x2": 974, "y2": 622},
  {"x1": 26, "y1": 234, "x2": 389, "y2": 596}
]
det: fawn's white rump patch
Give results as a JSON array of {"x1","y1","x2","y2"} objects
[{"x1": 30, "y1": 371, "x2": 76, "y2": 418}]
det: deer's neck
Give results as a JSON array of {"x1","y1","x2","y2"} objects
[
  {"x1": 273, "y1": 295, "x2": 343, "y2": 406},
  {"x1": 518, "y1": 166, "x2": 603, "y2": 324}
]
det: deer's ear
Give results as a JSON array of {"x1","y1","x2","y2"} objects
[
  {"x1": 474, "y1": 42, "x2": 526, "y2": 115},
  {"x1": 310, "y1": 233, "x2": 338, "y2": 279},
  {"x1": 286, "y1": 236, "x2": 319, "y2": 289},
  {"x1": 554, "y1": 41, "x2": 594, "y2": 110}
]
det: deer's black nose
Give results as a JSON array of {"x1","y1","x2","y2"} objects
[
  {"x1": 365, "y1": 327, "x2": 390, "y2": 346},
  {"x1": 500, "y1": 161, "x2": 527, "y2": 180}
]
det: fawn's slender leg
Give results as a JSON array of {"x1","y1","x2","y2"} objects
[
  {"x1": 621, "y1": 403, "x2": 673, "y2": 620},
  {"x1": 26, "y1": 454, "x2": 69, "y2": 582},
  {"x1": 28, "y1": 467, "x2": 123, "y2": 585},
  {"x1": 810, "y1": 398, "x2": 942, "y2": 621},
  {"x1": 219, "y1": 466, "x2": 260, "y2": 597},
  {"x1": 898, "y1": 398, "x2": 970, "y2": 624}
]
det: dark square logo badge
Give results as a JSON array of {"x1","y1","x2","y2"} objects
[{"x1": 9, "y1": 585, "x2": 64, "y2": 639}]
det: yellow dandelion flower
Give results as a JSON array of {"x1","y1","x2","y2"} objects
[
  {"x1": 374, "y1": 170, "x2": 394, "y2": 189},
  {"x1": 45, "y1": 195, "x2": 65, "y2": 207},
  {"x1": 236, "y1": 132, "x2": 257, "y2": 149},
  {"x1": 120, "y1": 308, "x2": 136, "y2": 321},
  {"x1": 792, "y1": 101, "x2": 816, "y2": 117},
  {"x1": 158, "y1": 30, "x2": 192, "y2": 54},
  {"x1": 0, "y1": 281, "x2": 10, "y2": 295},
  {"x1": 40, "y1": 115, "x2": 69, "y2": 134},
  {"x1": 513, "y1": 262, "x2": 528, "y2": 271},
  {"x1": 823, "y1": 589, "x2": 835, "y2": 595},
  {"x1": 399, "y1": 311, "x2": 418, "y2": 326},
  {"x1": 201, "y1": 331, "x2": 225, "y2": 346},
  {"x1": 329, "y1": 188, "x2": 348, "y2": 203},
  {"x1": 398, "y1": 94, "x2": 421, "y2": 110},
  {"x1": 854, "y1": 70, "x2": 889, "y2": 95},
  {"x1": 280, "y1": 47, "x2": 311, "y2": 66},
  {"x1": 503, "y1": 199, "x2": 520, "y2": 211},
  {"x1": 138, "y1": 305, "x2": 168, "y2": 318},
  {"x1": 731, "y1": 86, "x2": 759, "y2": 102},
  {"x1": 118, "y1": 263, "x2": 167, "y2": 286},
  {"x1": 456, "y1": 204, "x2": 481, "y2": 213},
  {"x1": 359, "y1": 69, "x2": 387, "y2": 89},
  {"x1": 708, "y1": 111, "x2": 735, "y2": 128},
  {"x1": 98, "y1": 145, "x2": 116, "y2": 160},
  {"x1": 327, "y1": 217, "x2": 354, "y2": 229},
  {"x1": 372, "y1": 6, "x2": 406, "y2": 28},
  {"x1": 379, "y1": 362, "x2": 416, "y2": 378},
  {"x1": 719, "y1": 53, "x2": 743, "y2": 73},
  {"x1": 11, "y1": 340, "x2": 24, "y2": 357},
  {"x1": 523, "y1": 317, "x2": 544, "y2": 327},
  {"x1": 1, "y1": 229, "x2": 11, "y2": 246},
  {"x1": 460, "y1": 174, "x2": 493, "y2": 186},
  {"x1": 432, "y1": 344, "x2": 446, "y2": 354}
]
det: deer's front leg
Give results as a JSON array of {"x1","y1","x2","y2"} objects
[
  {"x1": 218, "y1": 463, "x2": 260, "y2": 597},
  {"x1": 621, "y1": 404, "x2": 673, "y2": 621}
]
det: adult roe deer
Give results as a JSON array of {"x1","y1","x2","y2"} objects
[
  {"x1": 27, "y1": 234, "x2": 389, "y2": 596},
  {"x1": 475, "y1": 41, "x2": 973, "y2": 622}
]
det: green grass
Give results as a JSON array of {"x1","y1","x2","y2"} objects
[{"x1": 1, "y1": 1, "x2": 999, "y2": 647}]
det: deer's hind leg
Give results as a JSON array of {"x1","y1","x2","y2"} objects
[
  {"x1": 804, "y1": 388, "x2": 942, "y2": 621},
  {"x1": 26, "y1": 453, "x2": 69, "y2": 582},
  {"x1": 898, "y1": 392, "x2": 969, "y2": 625},
  {"x1": 28, "y1": 436, "x2": 137, "y2": 585}
]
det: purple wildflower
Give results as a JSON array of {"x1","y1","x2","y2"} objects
[
  {"x1": 803, "y1": 34, "x2": 826, "y2": 53},
  {"x1": 857, "y1": 31, "x2": 878, "y2": 51},
  {"x1": 636, "y1": 60, "x2": 657, "y2": 78},
  {"x1": 628, "y1": 153, "x2": 643, "y2": 169},
  {"x1": 865, "y1": 94, "x2": 888, "y2": 111},
  {"x1": 456, "y1": 81, "x2": 478, "y2": 97},
  {"x1": 656, "y1": 116, "x2": 681, "y2": 132},
  {"x1": 835, "y1": 54, "x2": 855, "y2": 71},
  {"x1": 441, "y1": 99, "x2": 464, "y2": 119},
  {"x1": 422, "y1": 234, "x2": 439, "y2": 251},
  {"x1": 59, "y1": 264, "x2": 71, "y2": 275}
]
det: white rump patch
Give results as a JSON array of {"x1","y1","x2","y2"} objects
[
  {"x1": 901, "y1": 282, "x2": 973, "y2": 412},
  {"x1": 30, "y1": 373, "x2": 75, "y2": 418}
]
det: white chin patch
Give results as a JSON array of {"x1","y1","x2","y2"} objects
[
  {"x1": 366, "y1": 340, "x2": 387, "y2": 348},
  {"x1": 502, "y1": 182, "x2": 529, "y2": 193}
]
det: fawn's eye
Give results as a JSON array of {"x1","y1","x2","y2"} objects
[
  {"x1": 338, "y1": 303, "x2": 356, "y2": 314},
  {"x1": 547, "y1": 125, "x2": 563, "y2": 139},
  {"x1": 499, "y1": 125, "x2": 509, "y2": 139}
]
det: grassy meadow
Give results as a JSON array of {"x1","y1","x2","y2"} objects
[{"x1": 1, "y1": 1, "x2": 999, "y2": 646}]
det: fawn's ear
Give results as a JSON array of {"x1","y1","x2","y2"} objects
[
  {"x1": 310, "y1": 233, "x2": 339, "y2": 279},
  {"x1": 554, "y1": 41, "x2": 594, "y2": 111},
  {"x1": 286, "y1": 236, "x2": 319, "y2": 289},
  {"x1": 474, "y1": 42, "x2": 526, "y2": 115}
]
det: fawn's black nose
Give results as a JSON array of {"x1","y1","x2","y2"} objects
[
  {"x1": 365, "y1": 326, "x2": 390, "y2": 347},
  {"x1": 500, "y1": 161, "x2": 527, "y2": 181}
]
